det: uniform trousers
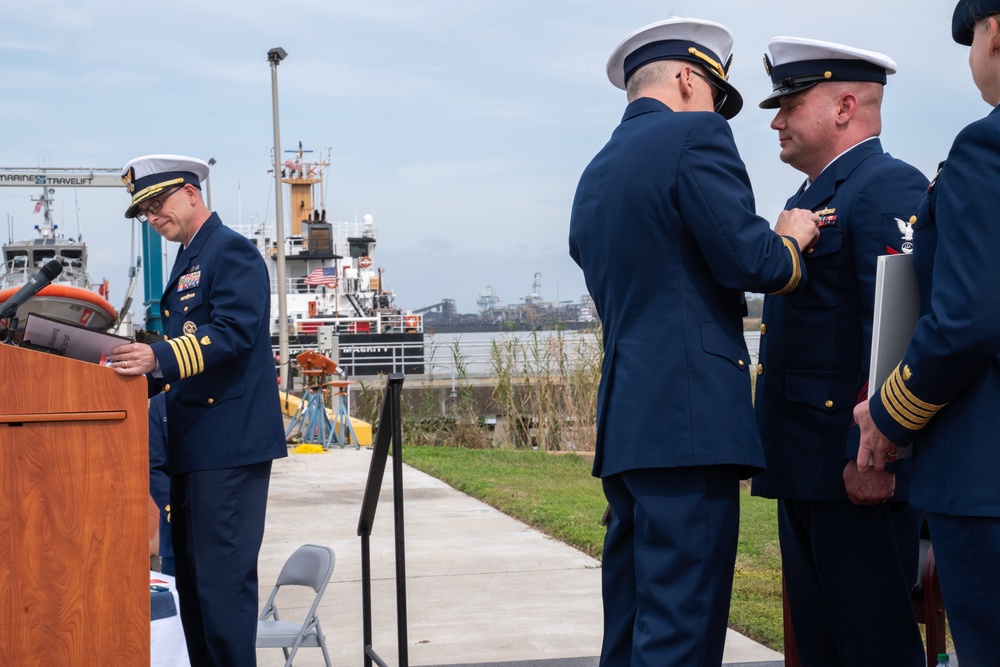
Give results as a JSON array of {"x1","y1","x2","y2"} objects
[
  {"x1": 927, "y1": 512, "x2": 1000, "y2": 666},
  {"x1": 600, "y1": 465, "x2": 741, "y2": 667},
  {"x1": 778, "y1": 499, "x2": 923, "y2": 667},
  {"x1": 171, "y1": 461, "x2": 272, "y2": 667}
]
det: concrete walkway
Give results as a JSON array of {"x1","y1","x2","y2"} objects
[{"x1": 254, "y1": 447, "x2": 785, "y2": 666}]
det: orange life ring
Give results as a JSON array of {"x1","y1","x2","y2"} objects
[
  {"x1": 0, "y1": 284, "x2": 117, "y2": 320},
  {"x1": 404, "y1": 315, "x2": 418, "y2": 328},
  {"x1": 359, "y1": 256, "x2": 373, "y2": 268}
]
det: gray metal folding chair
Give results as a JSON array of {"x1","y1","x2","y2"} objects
[{"x1": 256, "y1": 544, "x2": 334, "y2": 667}]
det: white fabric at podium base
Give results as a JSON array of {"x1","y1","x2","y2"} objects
[{"x1": 150, "y1": 572, "x2": 190, "y2": 667}]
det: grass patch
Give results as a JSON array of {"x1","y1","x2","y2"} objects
[
  {"x1": 401, "y1": 445, "x2": 785, "y2": 650},
  {"x1": 402, "y1": 446, "x2": 607, "y2": 559}
]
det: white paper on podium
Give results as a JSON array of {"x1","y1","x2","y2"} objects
[
  {"x1": 868, "y1": 253, "x2": 921, "y2": 459},
  {"x1": 21, "y1": 312, "x2": 132, "y2": 364}
]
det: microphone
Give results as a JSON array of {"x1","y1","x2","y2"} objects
[{"x1": 0, "y1": 259, "x2": 63, "y2": 320}]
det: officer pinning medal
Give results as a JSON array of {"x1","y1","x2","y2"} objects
[{"x1": 569, "y1": 17, "x2": 820, "y2": 666}]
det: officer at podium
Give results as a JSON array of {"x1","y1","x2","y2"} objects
[{"x1": 110, "y1": 155, "x2": 287, "y2": 666}]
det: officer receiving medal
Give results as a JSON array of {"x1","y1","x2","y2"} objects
[{"x1": 749, "y1": 35, "x2": 928, "y2": 666}]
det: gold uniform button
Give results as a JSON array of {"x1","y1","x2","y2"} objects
[
  {"x1": 902, "y1": 365, "x2": 913, "y2": 381},
  {"x1": 825, "y1": 400, "x2": 834, "y2": 408},
  {"x1": 806, "y1": 248, "x2": 815, "y2": 255},
  {"x1": 163, "y1": 335, "x2": 169, "y2": 341},
  {"x1": 909, "y1": 215, "x2": 917, "y2": 224},
  {"x1": 760, "y1": 323, "x2": 767, "y2": 335},
  {"x1": 164, "y1": 309, "x2": 170, "y2": 318},
  {"x1": 738, "y1": 359, "x2": 745, "y2": 367},
  {"x1": 163, "y1": 384, "x2": 171, "y2": 392},
  {"x1": 208, "y1": 398, "x2": 215, "y2": 405},
  {"x1": 184, "y1": 306, "x2": 189, "y2": 312},
  {"x1": 756, "y1": 364, "x2": 764, "y2": 376}
]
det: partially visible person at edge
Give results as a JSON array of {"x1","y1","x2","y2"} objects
[
  {"x1": 750, "y1": 36, "x2": 928, "y2": 666},
  {"x1": 853, "y1": 2, "x2": 1000, "y2": 664},
  {"x1": 568, "y1": 17, "x2": 820, "y2": 667},
  {"x1": 110, "y1": 155, "x2": 287, "y2": 667},
  {"x1": 149, "y1": 391, "x2": 174, "y2": 577}
]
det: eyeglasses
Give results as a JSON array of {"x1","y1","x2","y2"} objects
[
  {"x1": 678, "y1": 70, "x2": 729, "y2": 113},
  {"x1": 136, "y1": 185, "x2": 183, "y2": 223}
]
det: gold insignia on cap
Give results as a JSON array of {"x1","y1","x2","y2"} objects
[
  {"x1": 824, "y1": 71, "x2": 832, "y2": 79},
  {"x1": 129, "y1": 177, "x2": 185, "y2": 209},
  {"x1": 200, "y1": 336, "x2": 211, "y2": 346},
  {"x1": 121, "y1": 167, "x2": 136, "y2": 193},
  {"x1": 762, "y1": 54, "x2": 772, "y2": 76},
  {"x1": 183, "y1": 320, "x2": 197, "y2": 335},
  {"x1": 902, "y1": 365, "x2": 912, "y2": 381},
  {"x1": 687, "y1": 46, "x2": 727, "y2": 79}
]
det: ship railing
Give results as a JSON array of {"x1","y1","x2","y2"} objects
[
  {"x1": 419, "y1": 330, "x2": 603, "y2": 380},
  {"x1": 231, "y1": 220, "x2": 375, "y2": 242},
  {"x1": 281, "y1": 315, "x2": 418, "y2": 336},
  {"x1": 282, "y1": 337, "x2": 425, "y2": 381}
]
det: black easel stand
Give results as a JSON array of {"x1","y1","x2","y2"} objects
[{"x1": 357, "y1": 373, "x2": 408, "y2": 667}]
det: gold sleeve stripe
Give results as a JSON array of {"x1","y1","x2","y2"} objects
[
  {"x1": 178, "y1": 335, "x2": 199, "y2": 377},
  {"x1": 878, "y1": 364, "x2": 946, "y2": 431},
  {"x1": 167, "y1": 337, "x2": 192, "y2": 379},
  {"x1": 769, "y1": 237, "x2": 802, "y2": 296},
  {"x1": 167, "y1": 334, "x2": 205, "y2": 379},
  {"x1": 181, "y1": 334, "x2": 205, "y2": 376},
  {"x1": 190, "y1": 334, "x2": 205, "y2": 374}
]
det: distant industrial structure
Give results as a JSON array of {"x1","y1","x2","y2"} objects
[{"x1": 417, "y1": 273, "x2": 597, "y2": 332}]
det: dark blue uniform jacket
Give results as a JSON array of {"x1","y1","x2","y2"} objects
[
  {"x1": 753, "y1": 139, "x2": 927, "y2": 501},
  {"x1": 871, "y1": 105, "x2": 1000, "y2": 517},
  {"x1": 569, "y1": 97, "x2": 807, "y2": 479},
  {"x1": 150, "y1": 213, "x2": 287, "y2": 475}
]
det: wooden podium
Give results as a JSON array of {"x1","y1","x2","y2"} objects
[{"x1": 0, "y1": 344, "x2": 150, "y2": 666}]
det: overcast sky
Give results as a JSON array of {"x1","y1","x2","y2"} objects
[{"x1": 0, "y1": 1, "x2": 986, "y2": 318}]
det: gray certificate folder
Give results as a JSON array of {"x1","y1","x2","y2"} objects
[
  {"x1": 21, "y1": 313, "x2": 132, "y2": 365},
  {"x1": 868, "y1": 253, "x2": 920, "y2": 457}
]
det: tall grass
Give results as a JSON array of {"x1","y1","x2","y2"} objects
[{"x1": 354, "y1": 327, "x2": 603, "y2": 451}]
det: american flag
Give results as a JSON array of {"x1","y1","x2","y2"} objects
[
  {"x1": 304, "y1": 267, "x2": 338, "y2": 287},
  {"x1": 33, "y1": 200, "x2": 43, "y2": 214}
]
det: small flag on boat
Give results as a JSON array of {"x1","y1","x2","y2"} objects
[
  {"x1": 304, "y1": 267, "x2": 338, "y2": 287},
  {"x1": 33, "y1": 200, "x2": 43, "y2": 214}
]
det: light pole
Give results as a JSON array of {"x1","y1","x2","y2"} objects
[
  {"x1": 268, "y1": 47, "x2": 290, "y2": 390},
  {"x1": 205, "y1": 157, "x2": 216, "y2": 210}
]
